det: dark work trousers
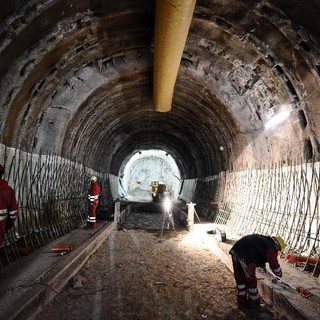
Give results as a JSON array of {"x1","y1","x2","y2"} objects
[
  {"x1": 230, "y1": 253, "x2": 261, "y2": 310},
  {"x1": 87, "y1": 202, "x2": 98, "y2": 229}
]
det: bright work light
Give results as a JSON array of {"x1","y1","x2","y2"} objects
[
  {"x1": 164, "y1": 197, "x2": 172, "y2": 212},
  {"x1": 264, "y1": 109, "x2": 291, "y2": 129}
]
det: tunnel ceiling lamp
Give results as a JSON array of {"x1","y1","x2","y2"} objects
[
  {"x1": 264, "y1": 107, "x2": 292, "y2": 130},
  {"x1": 153, "y1": 0, "x2": 197, "y2": 112}
]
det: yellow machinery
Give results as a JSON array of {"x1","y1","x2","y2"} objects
[
  {"x1": 151, "y1": 180, "x2": 168, "y2": 202},
  {"x1": 151, "y1": 180, "x2": 159, "y2": 194}
]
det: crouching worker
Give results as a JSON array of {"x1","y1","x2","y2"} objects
[{"x1": 229, "y1": 234, "x2": 285, "y2": 311}]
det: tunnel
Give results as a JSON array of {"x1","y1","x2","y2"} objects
[{"x1": 0, "y1": 0, "x2": 320, "y2": 319}]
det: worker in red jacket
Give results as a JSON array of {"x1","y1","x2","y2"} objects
[
  {"x1": 0, "y1": 164, "x2": 19, "y2": 246},
  {"x1": 229, "y1": 234, "x2": 285, "y2": 311},
  {"x1": 87, "y1": 175, "x2": 101, "y2": 229}
]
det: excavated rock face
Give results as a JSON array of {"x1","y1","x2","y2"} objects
[{"x1": 0, "y1": 0, "x2": 319, "y2": 178}]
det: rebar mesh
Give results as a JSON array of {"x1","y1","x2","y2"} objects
[
  {"x1": 214, "y1": 159, "x2": 320, "y2": 276},
  {"x1": 0, "y1": 145, "x2": 112, "y2": 269}
]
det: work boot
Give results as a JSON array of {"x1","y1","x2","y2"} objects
[
  {"x1": 237, "y1": 295, "x2": 247, "y2": 311},
  {"x1": 247, "y1": 297, "x2": 261, "y2": 310}
]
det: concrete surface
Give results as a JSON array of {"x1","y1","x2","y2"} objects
[
  {"x1": 0, "y1": 220, "x2": 319, "y2": 320},
  {"x1": 203, "y1": 223, "x2": 320, "y2": 320},
  {"x1": 0, "y1": 221, "x2": 114, "y2": 320}
]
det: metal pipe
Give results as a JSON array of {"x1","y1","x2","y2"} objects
[{"x1": 153, "y1": 0, "x2": 196, "y2": 112}]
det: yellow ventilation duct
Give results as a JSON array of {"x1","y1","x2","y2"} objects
[{"x1": 153, "y1": 0, "x2": 196, "y2": 112}]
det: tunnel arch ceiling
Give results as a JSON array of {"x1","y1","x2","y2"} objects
[{"x1": 1, "y1": 1, "x2": 320, "y2": 179}]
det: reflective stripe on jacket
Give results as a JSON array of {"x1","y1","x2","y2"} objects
[
  {"x1": 88, "y1": 181, "x2": 101, "y2": 204},
  {"x1": 0, "y1": 179, "x2": 18, "y2": 221},
  {"x1": 0, "y1": 178, "x2": 19, "y2": 245}
]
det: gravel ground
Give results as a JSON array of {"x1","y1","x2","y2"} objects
[{"x1": 34, "y1": 212, "x2": 283, "y2": 320}]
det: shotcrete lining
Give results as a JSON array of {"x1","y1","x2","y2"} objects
[{"x1": 0, "y1": 0, "x2": 319, "y2": 177}]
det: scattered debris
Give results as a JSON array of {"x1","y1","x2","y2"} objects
[
  {"x1": 51, "y1": 245, "x2": 74, "y2": 256},
  {"x1": 69, "y1": 275, "x2": 85, "y2": 289},
  {"x1": 285, "y1": 253, "x2": 318, "y2": 265},
  {"x1": 296, "y1": 287, "x2": 313, "y2": 298},
  {"x1": 271, "y1": 275, "x2": 313, "y2": 298},
  {"x1": 207, "y1": 228, "x2": 227, "y2": 242}
]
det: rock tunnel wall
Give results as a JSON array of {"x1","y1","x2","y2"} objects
[
  {"x1": 2, "y1": 0, "x2": 320, "y2": 180},
  {"x1": 0, "y1": 144, "x2": 115, "y2": 268},
  {"x1": 212, "y1": 160, "x2": 320, "y2": 277},
  {"x1": 1, "y1": 141, "x2": 320, "y2": 279},
  {"x1": 179, "y1": 179, "x2": 197, "y2": 203},
  {"x1": 179, "y1": 175, "x2": 220, "y2": 221},
  {"x1": 180, "y1": 158, "x2": 320, "y2": 277},
  {"x1": 0, "y1": 0, "x2": 320, "y2": 279}
]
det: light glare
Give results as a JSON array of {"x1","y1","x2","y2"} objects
[
  {"x1": 265, "y1": 110, "x2": 291, "y2": 129},
  {"x1": 164, "y1": 197, "x2": 172, "y2": 212}
]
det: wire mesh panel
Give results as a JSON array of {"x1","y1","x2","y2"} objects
[
  {"x1": 0, "y1": 145, "x2": 111, "y2": 269},
  {"x1": 214, "y1": 159, "x2": 320, "y2": 276}
]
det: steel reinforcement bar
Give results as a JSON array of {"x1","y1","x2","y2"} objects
[
  {"x1": 0, "y1": 145, "x2": 112, "y2": 269},
  {"x1": 214, "y1": 158, "x2": 320, "y2": 277}
]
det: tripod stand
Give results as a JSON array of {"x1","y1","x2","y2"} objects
[{"x1": 160, "y1": 198, "x2": 175, "y2": 238}]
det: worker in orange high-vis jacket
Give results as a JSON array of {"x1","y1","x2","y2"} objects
[
  {"x1": 229, "y1": 234, "x2": 285, "y2": 311},
  {"x1": 0, "y1": 164, "x2": 19, "y2": 246},
  {"x1": 87, "y1": 175, "x2": 101, "y2": 229}
]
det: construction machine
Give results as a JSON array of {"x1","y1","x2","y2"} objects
[{"x1": 151, "y1": 180, "x2": 170, "y2": 202}]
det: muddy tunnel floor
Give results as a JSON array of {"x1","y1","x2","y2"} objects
[{"x1": 34, "y1": 210, "x2": 284, "y2": 320}]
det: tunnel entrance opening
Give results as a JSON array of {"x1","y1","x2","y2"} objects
[{"x1": 118, "y1": 149, "x2": 181, "y2": 202}]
